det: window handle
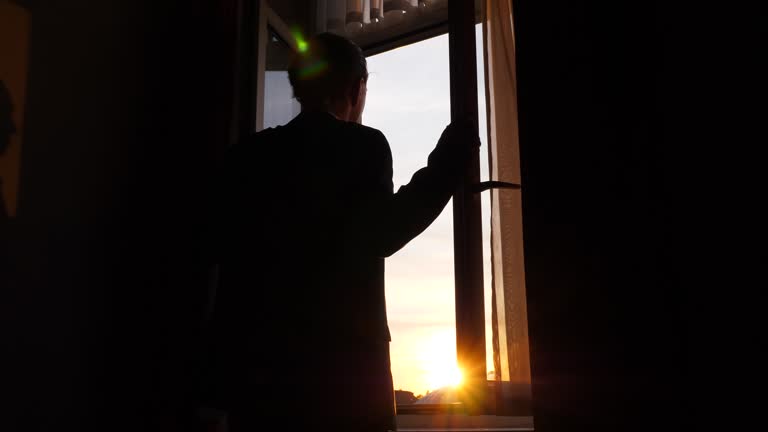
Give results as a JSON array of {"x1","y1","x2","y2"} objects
[{"x1": 472, "y1": 181, "x2": 521, "y2": 193}]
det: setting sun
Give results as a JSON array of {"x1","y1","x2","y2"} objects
[
  {"x1": 413, "y1": 329, "x2": 465, "y2": 392},
  {"x1": 425, "y1": 361, "x2": 463, "y2": 390}
]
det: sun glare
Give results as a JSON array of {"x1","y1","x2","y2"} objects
[
  {"x1": 418, "y1": 329, "x2": 464, "y2": 391},
  {"x1": 426, "y1": 361, "x2": 464, "y2": 390}
]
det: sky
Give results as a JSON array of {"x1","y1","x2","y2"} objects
[{"x1": 364, "y1": 25, "x2": 495, "y2": 395}]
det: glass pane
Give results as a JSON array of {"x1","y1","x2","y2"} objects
[
  {"x1": 366, "y1": 34, "x2": 459, "y2": 401},
  {"x1": 263, "y1": 28, "x2": 301, "y2": 129}
]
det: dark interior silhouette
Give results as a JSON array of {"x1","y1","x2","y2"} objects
[
  {"x1": 7, "y1": 0, "x2": 753, "y2": 430},
  {"x1": 0, "y1": 81, "x2": 15, "y2": 155}
]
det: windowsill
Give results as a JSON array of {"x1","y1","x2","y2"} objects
[
  {"x1": 396, "y1": 414, "x2": 534, "y2": 432},
  {"x1": 396, "y1": 403, "x2": 465, "y2": 415}
]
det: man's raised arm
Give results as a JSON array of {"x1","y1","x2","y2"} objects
[{"x1": 345, "y1": 119, "x2": 480, "y2": 257}]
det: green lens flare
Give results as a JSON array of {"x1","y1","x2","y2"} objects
[
  {"x1": 291, "y1": 27, "x2": 309, "y2": 54},
  {"x1": 298, "y1": 60, "x2": 328, "y2": 79},
  {"x1": 297, "y1": 39, "x2": 308, "y2": 53}
]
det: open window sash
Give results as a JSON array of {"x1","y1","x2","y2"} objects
[{"x1": 447, "y1": 0, "x2": 532, "y2": 416}]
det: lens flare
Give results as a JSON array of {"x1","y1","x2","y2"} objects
[{"x1": 290, "y1": 27, "x2": 309, "y2": 54}]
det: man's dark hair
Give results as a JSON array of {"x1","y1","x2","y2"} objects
[{"x1": 287, "y1": 32, "x2": 368, "y2": 107}]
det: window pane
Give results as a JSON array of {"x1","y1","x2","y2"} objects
[
  {"x1": 263, "y1": 28, "x2": 300, "y2": 129},
  {"x1": 366, "y1": 34, "x2": 459, "y2": 400}
]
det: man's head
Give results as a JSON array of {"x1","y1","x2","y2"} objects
[{"x1": 288, "y1": 32, "x2": 368, "y2": 123}]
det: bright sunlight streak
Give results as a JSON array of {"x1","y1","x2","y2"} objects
[{"x1": 418, "y1": 329, "x2": 464, "y2": 391}]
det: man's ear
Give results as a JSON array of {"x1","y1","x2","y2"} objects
[{"x1": 348, "y1": 79, "x2": 362, "y2": 107}]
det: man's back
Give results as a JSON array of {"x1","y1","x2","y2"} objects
[
  {"x1": 204, "y1": 113, "x2": 475, "y2": 432},
  {"x1": 204, "y1": 111, "x2": 409, "y2": 429},
  {"x1": 212, "y1": 111, "x2": 394, "y2": 348}
]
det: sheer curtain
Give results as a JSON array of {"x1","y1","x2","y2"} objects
[{"x1": 484, "y1": 0, "x2": 532, "y2": 409}]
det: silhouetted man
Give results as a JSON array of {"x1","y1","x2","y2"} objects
[{"x1": 203, "y1": 33, "x2": 479, "y2": 432}]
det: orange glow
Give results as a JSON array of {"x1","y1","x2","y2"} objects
[
  {"x1": 425, "y1": 361, "x2": 463, "y2": 390},
  {"x1": 415, "y1": 329, "x2": 464, "y2": 392}
]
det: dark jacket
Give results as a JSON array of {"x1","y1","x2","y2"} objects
[{"x1": 204, "y1": 111, "x2": 467, "y2": 413}]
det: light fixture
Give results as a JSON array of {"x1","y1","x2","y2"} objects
[
  {"x1": 383, "y1": 0, "x2": 416, "y2": 17},
  {"x1": 345, "y1": 0, "x2": 364, "y2": 25},
  {"x1": 345, "y1": 0, "x2": 365, "y2": 33},
  {"x1": 382, "y1": 0, "x2": 415, "y2": 26},
  {"x1": 370, "y1": 0, "x2": 384, "y2": 23}
]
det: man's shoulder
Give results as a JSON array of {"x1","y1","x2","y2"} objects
[
  {"x1": 228, "y1": 117, "x2": 389, "y2": 160},
  {"x1": 343, "y1": 121, "x2": 385, "y2": 140},
  {"x1": 338, "y1": 122, "x2": 390, "y2": 158},
  {"x1": 242, "y1": 124, "x2": 284, "y2": 145},
  {"x1": 235, "y1": 117, "x2": 383, "y2": 142},
  {"x1": 226, "y1": 125, "x2": 284, "y2": 156},
  {"x1": 305, "y1": 114, "x2": 390, "y2": 158}
]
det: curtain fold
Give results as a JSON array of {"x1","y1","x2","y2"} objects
[{"x1": 484, "y1": 0, "x2": 532, "y2": 404}]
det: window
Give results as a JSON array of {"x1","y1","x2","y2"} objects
[
  {"x1": 366, "y1": 31, "x2": 458, "y2": 402},
  {"x1": 366, "y1": 25, "x2": 531, "y2": 430},
  {"x1": 262, "y1": 29, "x2": 300, "y2": 129},
  {"x1": 249, "y1": 1, "x2": 533, "y2": 428}
]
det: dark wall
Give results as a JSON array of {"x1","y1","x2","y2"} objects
[
  {"x1": 3, "y1": 1, "x2": 239, "y2": 430},
  {"x1": 512, "y1": 1, "x2": 681, "y2": 431}
]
